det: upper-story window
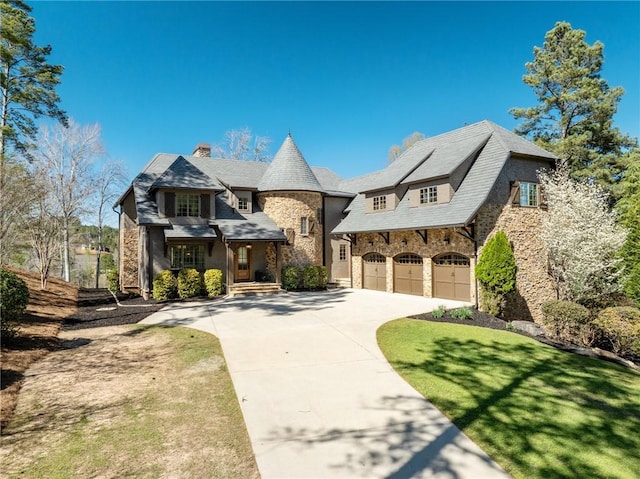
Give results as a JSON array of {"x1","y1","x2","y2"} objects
[
  {"x1": 177, "y1": 194, "x2": 200, "y2": 216},
  {"x1": 237, "y1": 196, "x2": 249, "y2": 211},
  {"x1": 420, "y1": 186, "x2": 438, "y2": 204},
  {"x1": 300, "y1": 217, "x2": 308, "y2": 235},
  {"x1": 339, "y1": 244, "x2": 347, "y2": 261},
  {"x1": 373, "y1": 195, "x2": 387, "y2": 211},
  {"x1": 519, "y1": 182, "x2": 538, "y2": 207}
]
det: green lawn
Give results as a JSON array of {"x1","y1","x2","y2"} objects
[{"x1": 378, "y1": 319, "x2": 640, "y2": 479}]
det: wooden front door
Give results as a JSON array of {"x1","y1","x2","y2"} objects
[{"x1": 235, "y1": 246, "x2": 251, "y2": 282}]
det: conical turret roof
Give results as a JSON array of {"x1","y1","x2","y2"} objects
[{"x1": 257, "y1": 134, "x2": 324, "y2": 193}]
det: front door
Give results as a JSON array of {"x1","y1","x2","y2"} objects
[{"x1": 235, "y1": 246, "x2": 251, "y2": 282}]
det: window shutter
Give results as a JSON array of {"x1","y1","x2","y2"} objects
[
  {"x1": 509, "y1": 181, "x2": 521, "y2": 207},
  {"x1": 165, "y1": 192, "x2": 175, "y2": 217},
  {"x1": 201, "y1": 194, "x2": 211, "y2": 218},
  {"x1": 539, "y1": 184, "x2": 548, "y2": 210},
  {"x1": 285, "y1": 228, "x2": 295, "y2": 245}
]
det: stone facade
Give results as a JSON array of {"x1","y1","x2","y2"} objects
[
  {"x1": 120, "y1": 226, "x2": 139, "y2": 291},
  {"x1": 475, "y1": 202, "x2": 555, "y2": 323},
  {"x1": 258, "y1": 192, "x2": 323, "y2": 266}
]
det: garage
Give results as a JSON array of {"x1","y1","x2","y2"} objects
[
  {"x1": 393, "y1": 254, "x2": 423, "y2": 296},
  {"x1": 432, "y1": 253, "x2": 470, "y2": 301},
  {"x1": 362, "y1": 253, "x2": 387, "y2": 291}
]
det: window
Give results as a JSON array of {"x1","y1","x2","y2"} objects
[
  {"x1": 339, "y1": 244, "x2": 347, "y2": 261},
  {"x1": 300, "y1": 217, "x2": 308, "y2": 235},
  {"x1": 520, "y1": 182, "x2": 538, "y2": 207},
  {"x1": 237, "y1": 196, "x2": 249, "y2": 211},
  {"x1": 373, "y1": 195, "x2": 387, "y2": 211},
  {"x1": 419, "y1": 186, "x2": 438, "y2": 204},
  {"x1": 170, "y1": 244, "x2": 205, "y2": 269},
  {"x1": 177, "y1": 194, "x2": 200, "y2": 217}
]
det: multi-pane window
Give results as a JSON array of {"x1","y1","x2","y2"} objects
[
  {"x1": 419, "y1": 186, "x2": 438, "y2": 204},
  {"x1": 373, "y1": 195, "x2": 387, "y2": 211},
  {"x1": 339, "y1": 244, "x2": 347, "y2": 261},
  {"x1": 300, "y1": 217, "x2": 308, "y2": 235},
  {"x1": 237, "y1": 196, "x2": 249, "y2": 211},
  {"x1": 520, "y1": 182, "x2": 538, "y2": 207},
  {"x1": 177, "y1": 194, "x2": 200, "y2": 216},
  {"x1": 170, "y1": 244, "x2": 205, "y2": 269}
]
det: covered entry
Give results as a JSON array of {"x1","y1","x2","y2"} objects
[
  {"x1": 394, "y1": 254, "x2": 423, "y2": 296},
  {"x1": 362, "y1": 253, "x2": 386, "y2": 291},
  {"x1": 432, "y1": 253, "x2": 470, "y2": 301}
]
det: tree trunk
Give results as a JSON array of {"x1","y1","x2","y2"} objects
[{"x1": 63, "y1": 219, "x2": 70, "y2": 282}]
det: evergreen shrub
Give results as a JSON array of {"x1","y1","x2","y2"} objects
[
  {"x1": 204, "y1": 269, "x2": 224, "y2": 297},
  {"x1": 1, "y1": 269, "x2": 29, "y2": 338},
  {"x1": 475, "y1": 231, "x2": 517, "y2": 317},
  {"x1": 282, "y1": 265, "x2": 300, "y2": 290},
  {"x1": 541, "y1": 300, "x2": 591, "y2": 344},
  {"x1": 152, "y1": 270, "x2": 177, "y2": 300},
  {"x1": 593, "y1": 306, "x2": 640, "y2": 356},
  {"x1": 178, "y1": 268, "x2": 203, "y2": 298}
]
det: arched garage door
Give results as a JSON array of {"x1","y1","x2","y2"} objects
[
  {"x1": 394, "y1": 254, "x2": 423, "y2": 296},
  {"x1": 433, "y1": 253, "x2": 470, "y2": 301},
  {"x1": 362, "y1": 253, "x2": 386, "y2": 291}
]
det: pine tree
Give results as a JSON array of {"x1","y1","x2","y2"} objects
[{"x1": 511, "y1": 21, "x2": 636, "y2": 191}]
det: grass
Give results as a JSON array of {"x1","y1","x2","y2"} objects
[
  {"x1": 378, "y1": 319, "x2": 640, "y2": 479},
  {"x1": 1, "y1": 326, "x2": 259, "y2": 479}
]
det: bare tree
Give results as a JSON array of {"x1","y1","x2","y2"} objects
[
  {"x1": 388, "y1": 131, "x2": 425, "y2": 162},
  {"x1": 92, "y1": 159, "x2": 127, "y2": 288},
  {"x1": 211, "y1": 127, "x2": 272, "y2": 162},
  {"x1": 0, "y1": 154, "x2": 31, "y2": 264},
  {"x1": 29, "y1": 119, "x2": 104, "y2": 282}
]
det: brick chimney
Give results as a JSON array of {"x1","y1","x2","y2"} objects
[{"x1": 192, "y1": 142, "x2": 211, "y2": 158}]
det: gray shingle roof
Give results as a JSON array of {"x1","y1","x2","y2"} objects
[
  {"x1": 332, "y1": 121, "x2": 557, "y2": 235},
  {"x1": 257, "y1": 135, "x2": 324, "y2": 192},
  {"x1": 164, "y1": 224, "x2": 217, "y2": 239},
  {"x1": 214, "y1": 191, "x2": 286, "y2": 241},
  {"x1": 148, "y1": 155, "x2": 223, "y2": 192}
]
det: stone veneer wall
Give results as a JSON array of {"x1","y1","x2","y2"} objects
[
  {"x1": 351, "y1": 229, "x2": 476, "y2": 301},
  {"x1": 475, "y1": 203, "x2": 555, "y2": 323},
  {"x1": 258, "y1": 192, "x2": 323, "y2": 266},
  {"x1": 120, "y1": 216, "x2": 139, "y2": 291}
]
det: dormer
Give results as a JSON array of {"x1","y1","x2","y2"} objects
[
  {"x1": 365, "y1": 188, "x2": 400, "y2": 213},
  {"x1": 232, "y1": 189, "x2": 253, "y2": 213}
]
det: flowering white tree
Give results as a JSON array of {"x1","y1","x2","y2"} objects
[{"x1": 540, "y1": 168, "x2": 627, "y2": 303}]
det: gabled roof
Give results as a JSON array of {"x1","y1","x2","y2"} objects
[
  {"x1": 214, "y1": 191, "x2": 287, "y2": 241},
  {"x1": 257, "y1": 135, "x2": 324, "y2": 193},
  {"x1": 148, "y1": 155, "x2": 223, "y2": 192},
  {"x1": 332, "y1": 121, "x2": 557, "y2": 235}
]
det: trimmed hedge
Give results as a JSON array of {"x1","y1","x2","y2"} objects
[
  {"x1": 593, "y1": 306, "x2": 640, "y2": 356},
  {"x1": 282, "y1": 264, "x2": 328, "y2": 291},
  {"x1": 204, "y1": 269, "x2": 224, "y2": 297},
  {"x1": 282, "y1": 265, "x2": 300, "y2": 290},
  {"x1": 541, "y1": 300, "x2": 592, "y2": 345},
  {"x1": 178, "y1": 268, "x2": 203, "y2": 299},
  {"x1": 152, "y1": 270, "x2": 177, "y2": 300},
  {"x1": 106, "y1": 268, "x2": 119, "y2": 293}
]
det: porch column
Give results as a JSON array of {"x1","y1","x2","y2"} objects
[
  {"x1": 275, "y1": 242, "x2": 282, "y2": 284},
  {"x1": 226, "y1": 242, "x2": 234, "y2": 290}
]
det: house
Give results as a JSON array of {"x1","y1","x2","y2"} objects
[{"x1": 115, "y1": 120, "x2": 557, "y2": 321}]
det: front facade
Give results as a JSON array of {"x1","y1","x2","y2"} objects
[{"x1": 116, "y1": 121, "x2": 557, "y2": 322}]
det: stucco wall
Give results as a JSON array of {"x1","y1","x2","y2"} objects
[{"x1": 258, "y1": 192, "x2": 323, "y2": 266}]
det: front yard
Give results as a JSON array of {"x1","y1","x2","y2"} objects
[{"x1": 378, "y1": 319, "x2": 640, "y2": 479}]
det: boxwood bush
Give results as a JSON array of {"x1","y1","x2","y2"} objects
[
  {"x1": 1, "y1": 269, "x2": 30, "y2": 338},
  {"x1": 282, "y1": 265, "x2": 300, "y2": 290},
  {"x1": 152, "y1": 270, "x2": 177, "y2": 300},
  {"x1": 204, "y1": 269, "x2": 224, "y2": 296},
  {"x1": 178, "y1": 268, "x2": 203, "y2": 299},
  {"x1": 593, "y1": 306, "x2": 640, "y2": 356},
  {"x1": 541, "y1": 300, "x2": 591, "y2": 344},
  {"x1": 302, "y1": 265, "x2": 328, "y2": 289}
]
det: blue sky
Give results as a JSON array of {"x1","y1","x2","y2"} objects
[{"x1": 32, "y1": 1, "x2": 639, "y2": 183}]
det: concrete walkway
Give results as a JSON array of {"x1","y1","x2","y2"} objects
[{"x1": 141, "y1": 289, "x2": 510, "y2": 478}]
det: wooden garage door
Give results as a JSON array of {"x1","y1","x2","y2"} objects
[
  {"x1": 394, "y1": 254, "x2": 423, "y2": 296},
  {"x1": 433, "y1": 254, "x2": 470, "y2": 301},
  {"x1": 362, "y1": 253, "x2": 386, "y2": 291}
]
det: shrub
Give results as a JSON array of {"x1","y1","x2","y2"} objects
[
  {"x1": 152, "y1": 270, "x2": 177, "y2": 300},
  {"x1": 302, "y1": 265, "x2": 328, "y2": 290},
  {"x1": 541, "y1": 300, "x2": 591, "y2": 344},
  {"x1": 1, "y1": 268, "x2": 29, "y2": 339},
  {"x1": 204, "y1": 269, "x2": 224, "y2": 297},
  {"x1": 450, "y1": 307, "x2": 474, "y2": 320},
  {"x1": 315, "y1": 265, "x2": 328, "y2": 289},
  {"x1": 177, "y1": 268, "x2": 203, "y2": 299},
  {"x1": 475, "y1": 231, "x2": 517, "y2": 317},
  {"x1": 432, "y1": 305, "x2": 446, "y2": 319},
  {"x1": 593, "y1": 306, "x2": 640, "y2": 356},
  {"x1": 282, "y1": 265, "x2": 300, "y2": 290},
  {"x1": 106, "y1": 268, "x2": 119, "y2": 293}
]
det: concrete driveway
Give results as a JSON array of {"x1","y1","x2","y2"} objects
[{"x1": 141, "y1": 288, "x2": 510, "y2": 478}]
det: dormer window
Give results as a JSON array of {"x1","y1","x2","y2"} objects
[
  {"x1": 238, "y1": 197, "x2": 249, "y2": 211},
  {"x1": 373, "y1": 195, "x2": 387, "y2": 211},
  {"x1": 420, "y1": 186, "x2": 438, "y2": 205},
  {"x1": 177, "y1": 194, "x2": 200, "y2": 217}
]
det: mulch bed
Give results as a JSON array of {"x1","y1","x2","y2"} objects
[
  {"x1": 409, "y1": 308, "x2": 509, "y2": 331},
  {"x1": 63, "y1": 289, "x2": 165, "y2": 331}
]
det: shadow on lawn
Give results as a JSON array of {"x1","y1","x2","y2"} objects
[{"x1": 394, "y1": 337, "x2": 640, "y2": 478}]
